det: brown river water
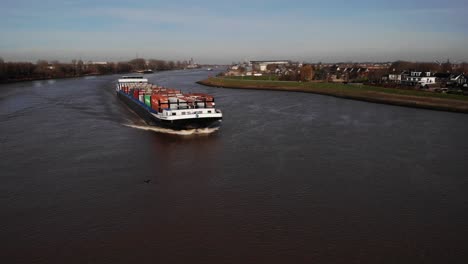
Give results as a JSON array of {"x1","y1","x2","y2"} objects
[{"x1": 1, "y1": 69, "x2": 468, "y2": 263}]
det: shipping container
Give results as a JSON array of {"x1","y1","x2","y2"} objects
[
  {"x1": 144, "y1": 95, "x2": 151, "y2": 107},
  {"x1": 150, "y1": 94, "x2": 169, "y2": 112},
  {"x1": 138, "y1": 91, "x2": 145, "y2": 102}
]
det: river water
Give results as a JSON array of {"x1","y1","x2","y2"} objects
[{"x1": 1, "y1": 69, "x2": 468, "y2": 263}]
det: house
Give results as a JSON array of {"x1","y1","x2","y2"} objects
[
  {"x1": 402, "y1": 71, "x2": 436, "y2": 87},
  {"x1": 388, "y1": 72, "x2": 404, "y2": 83},
  {"x1": 342, "y1": 67, "x2": 353, "y2": 73},
  {"x1": 449, "y1": 74, "x2": 467, "y2": 87},
  {"x1": 329, "y1": 65, "x2": 341, "y2": 73},
  {"x1": 356, "y1": 68, "x2": 369, "y2": 77},
  {"x1": 385, "y1": 69, "x2": 408, "y2": 83}
]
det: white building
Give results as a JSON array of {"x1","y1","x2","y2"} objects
[
  {"x1": 90, "y1": 61, "x2": 108, "y2": 65},
  {"x1": 250, "y1": 60, "x2": 291, "y2": 72},
  {"x1": 388, "y1": 73, "x2": 403, "y2": 83},
  {"x1": 403, "y1": 71, "x2": 436, "y2": 86}
]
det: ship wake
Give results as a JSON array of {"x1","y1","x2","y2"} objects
[{"x1": 124, "y1": 124, "x2": 219, "y2": 135}]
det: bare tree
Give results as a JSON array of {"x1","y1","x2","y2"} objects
[
  {"x1": 459, "y1": 62, "x2": 468, "y2": 74},
  {"x1": 299, "y1": 64, "x2": 315, "y2": 81},
  {"x1": 34, "y1": 60, "x2": 50, "y2": 77},
  {"x1": 441, "y1": 59, "x2": 453, "y2": 73},
  {"x1": 368, "y1": 69, "x2": 387, "y2": 83},
  {"x1": 148, "y1": 59, "x2": 167, "y2": 71},
  {"x1": 116, "y1": 62, "x2": 132, "y2": 73},
  {"x1": 167, "y1": 61, "x2": 175, "y2": 69},
  {"x1": 129, "y1": 58, "x2": 146, "y2": 71},
  {"x1": 77, "y1": 60, "x2": 84, "y2": 75}
]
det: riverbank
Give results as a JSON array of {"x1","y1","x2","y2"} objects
[
  {"x1": 197, "y1": 77, "x2": 468, "y2": 113},
  {"x1": 0, "y1": 74, "x2": 107, "y2": 85},
  {"x1": 0, "y1": 69, "x2": 179, "y2": 85}
]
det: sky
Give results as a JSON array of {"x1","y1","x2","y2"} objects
[{"x1": 1, "y1": 0, "x2": 467, "y2": 63}]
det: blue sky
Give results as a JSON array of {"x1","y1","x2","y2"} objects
[{"x1": 1, "y1": 0, "x2": 467, "y2": 63}]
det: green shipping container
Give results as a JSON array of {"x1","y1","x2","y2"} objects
[{"x1": 144, "y1": 95, "x2": 151, "y2": 107}]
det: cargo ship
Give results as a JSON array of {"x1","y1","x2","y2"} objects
[{"x1": 116, "y1": 76, "x2": 222, "y2": 130}]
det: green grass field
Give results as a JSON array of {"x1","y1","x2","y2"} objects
[
  {"x1": 198, "y1": 77, "x2": 468, "y2": 113},
  {"x1": 205, "y1": 77, "x2": 468, "y2": 101},
  {"x1": 223, "y1": 75, "x2": 280, "y2": 81}
]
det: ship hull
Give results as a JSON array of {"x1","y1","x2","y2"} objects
[{"x1": 117, "y1": 91, "x2": 222, "y2": 130}]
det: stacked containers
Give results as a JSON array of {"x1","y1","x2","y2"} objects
[
  {"x1": 150, "y1": 95, "x2": 160, "y2": 111},
  {"x1": 185, "y1": 93, "x2": 214, "y2": 108},
  {"x1": 169, "y1": 97, "x2": 187, "y2": 109},
  {"x1": 144, "y1": 94, "x2": 151, "y2": 107},
  {"x1": 168, "y1": 97, "x2": 179, "y2": 110},
  {"x1": 138, "y1": 90, "x2": 145, "y2": 103},
  {"x1": 160, "y1": 97, "x2": 169, "y2": 110},
  {"x1": 204, "y1": 95, "x2": 214, "y2": 107},
  {"x1": 122, "y1": 86, "x2": 129, "y2": 94},
  {"x1": 121, "y1": 83, "x2": 216, "y2": 111},
  {"x1": 178, "y1": 98, "x2": 188, "y2": 109},
  {"x1": 196, "y1": 101, "x2": 205, "y2": 108},
  {"x1": 181, "y1": 96, "x2": 196, "y2": 108},
  {"x1": 150, "y1": 94, "x2": 169, "y2": 112}
]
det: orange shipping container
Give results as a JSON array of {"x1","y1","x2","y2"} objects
[{"x1": 150, "y1": 94, "x2": 169, "y2": 112}]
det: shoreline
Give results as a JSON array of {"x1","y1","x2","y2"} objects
[
  {"x1": 197, "y1": 77, "x2": 468, "y2": 114},
  {"x1": 0, "y1": 73, "x2": 112, "y2": 85},
  {"x1": 0, "y1": 69, "x2": 183, "y2": 85}
]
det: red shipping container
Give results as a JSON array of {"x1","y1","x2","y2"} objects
[{"x1": 150, "y1": 94, "x2": 169, "y2": 112}]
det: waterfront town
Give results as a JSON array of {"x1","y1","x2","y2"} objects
[
  {"x1": 2, "y1": 57, "x2": 467, "y2": 95},
  {"x1": 223, "y1": 60, "x2": 468, "y2": 94}
]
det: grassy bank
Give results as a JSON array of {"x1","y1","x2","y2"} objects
[
  {"x1": 223, "y1": 75, "x2": 280, "y2": 81},
  {"x1": 197, "y1": 77, "x2": 468, "y2": 113}
]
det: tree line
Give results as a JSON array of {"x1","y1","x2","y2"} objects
[{"x1": 0, "y1": 58, "x2": 191, "y2": 82}]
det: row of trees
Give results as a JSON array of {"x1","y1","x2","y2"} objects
[
  {"x1": 127, "y1": 58, "x2": 191, "y2": 71},
  {"x1": 0, "y1": 58, "x2": 189, "y2": 82},
  {"x1": 277, "y1": 64, "x2": 315, "y2": 81},
  {"x1": 389, "y1": 60, "x2": 468, "y2": 74}
]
